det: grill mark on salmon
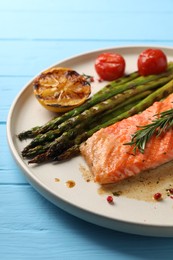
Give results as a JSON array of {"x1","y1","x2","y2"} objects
[{"x1": 80, "y1": 93, "x2": 173, "y2": 184}]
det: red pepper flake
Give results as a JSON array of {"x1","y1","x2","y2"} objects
[
  {"x1": 107, "y1": 195, "x2": 114, "y2": 204},
  {"x1": 170, "y1": 196, "x2": 173, "y2": 199},
  {"x1": 153, "y1": 192, "x2": 162, "y2": 201},
  {"x1": 98, "y1": 78, "x2": 104, "y2": 83},
  {"x1": 169, "y1": 188, "x2": 173, "y2": 194}
]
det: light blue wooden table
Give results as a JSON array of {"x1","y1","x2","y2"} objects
[{"x1": 1, "y1": 1, "x2": 173, "y2": 259}]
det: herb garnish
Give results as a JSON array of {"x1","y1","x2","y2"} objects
[{"x1": 124, "y1": 108, "x2": 173, "y2": 153}]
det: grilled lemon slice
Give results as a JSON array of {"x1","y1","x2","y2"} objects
[{"x1": 33, "y1": 67, "x2": 91, "y2": 113}]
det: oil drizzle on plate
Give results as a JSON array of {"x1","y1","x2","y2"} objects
[
  {"x1": 54, "y1": 178, "x2": 60, "y2": 182},
  {"x1": 81, "y1": 161, "x2": 173, "y2": 202},
  {"x1": 79, "y1": 164, "x2": 94, "y2": 182},
  {"x1": 66, "y1": 180, "x2": 76, "y2": 188}
]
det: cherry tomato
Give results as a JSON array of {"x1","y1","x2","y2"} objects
[
  {"x1": 137, "y1": 48, "x2": 167, "y2": 76},
  {"x1": 95, "y1": 52, "x2": 125, "y2": 81}
]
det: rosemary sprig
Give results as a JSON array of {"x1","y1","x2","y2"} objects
[{"x1": 124, "y1": 108, "x2": 173, "y2": 153}]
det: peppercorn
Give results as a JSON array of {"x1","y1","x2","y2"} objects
[
  {"x1": 107, "y1": 195, "x2": 113, "y2": 204},
  {"x1": 153, "y1": 192, "x2": 162, "y2": 201}
]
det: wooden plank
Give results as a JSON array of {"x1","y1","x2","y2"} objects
[
  {"x1": 1, "y1": 77, "x2": 30, "y2": 122},
  {"x1": 1, "y1": 124, "x2": 27, "y2": 184},
  {"x1": 0, "y1": 40, "x2": 133, "y2": 76},
  {"x1": 0, "y1": 11, "x2": 172, "y2": 40},
  {"x1": 0, "y1": 0, "x2": 173, "y2": 13}
]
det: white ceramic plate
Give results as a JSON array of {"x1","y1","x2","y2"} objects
[{"x1": 7, "y1": 46, "x2": 173, "y2": 237}]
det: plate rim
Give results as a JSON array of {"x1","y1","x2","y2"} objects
[{"x1": 6, "y1": 45, "x2": 173, "y2": 237}]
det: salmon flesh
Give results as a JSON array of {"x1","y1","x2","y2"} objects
[{"x1": 80, "y1": 94, "x2": 173, "y2": 184}]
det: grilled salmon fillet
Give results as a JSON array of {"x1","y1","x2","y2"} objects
[{"x1": 80, "y1": 93, "x2": 173, "y2": 184}]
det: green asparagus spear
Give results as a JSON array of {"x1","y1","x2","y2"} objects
[
  {"x1": 21, "y1": 72, "x2": 173, "y2": 154},
  {"x1": 28, "y1": 78, "x2": 173, "y2": 163},
  {"x1": 56, "y1": 145, "x2": 80, "y2": 161},
  {"x1": 89, "y1": 90, "x2": 151, "y2": 127},
  {"x1": 18, "y1": 63, "x2": 173, "y2": 140},
  {"x1": 25, "y1": 90, "x2": 149, "y2": 159},
  {"x1": 22, "y1": 84, "x2": 154, "y2": 153},
  {"x1": 28, "y1": 132, "x2": 79, "y2": 163},
  {"x1": 23, "y1": 93, "x2": 144, "y2": 158}
]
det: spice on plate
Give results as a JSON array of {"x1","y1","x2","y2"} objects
[
  {"x1": 153, "y1": 192, "x2": 162, "y2": 201},
  {"x1": 107, "y1": 195, "x2": 114, "y2": 204},
  {"x1": 168, "y1": 188, "x2": 173, "y2": 194}
]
